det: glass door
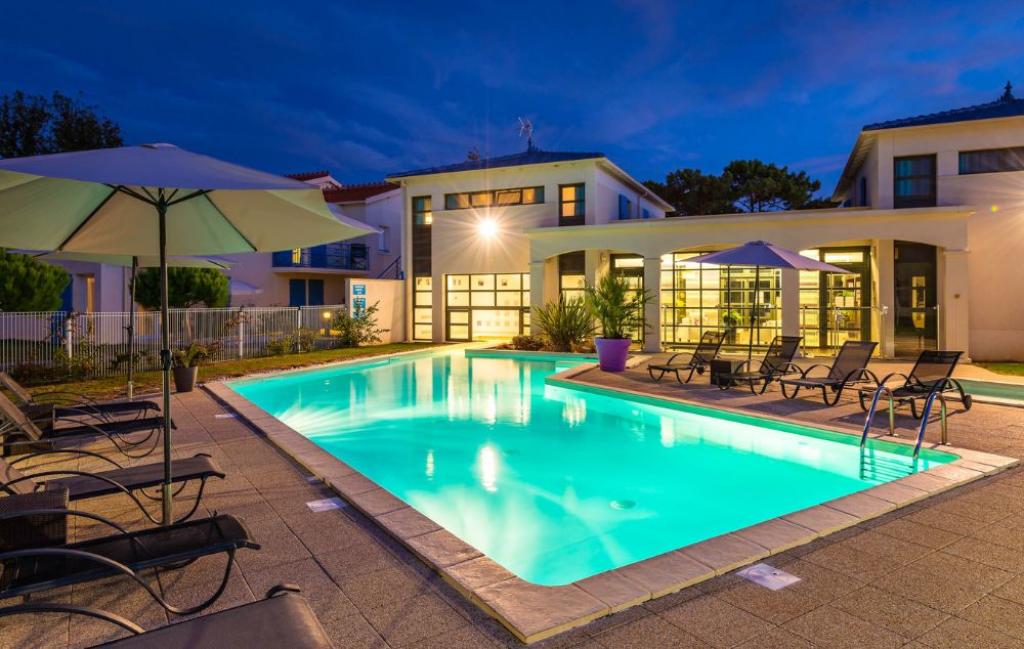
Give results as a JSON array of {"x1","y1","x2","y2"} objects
[
  {"x1": 894, "y1": 242, "x2": 937, "y2": 356},
  {"x1": 799, "y1": 248, "x2": 871, "y2": 353}
]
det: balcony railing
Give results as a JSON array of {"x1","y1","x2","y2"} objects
[{"x1": 272, "y1": 243, "x2": 368, "y2": 271}]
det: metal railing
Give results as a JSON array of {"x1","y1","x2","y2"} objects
[
  {"x1": 272, "y1": 243, "x2": 368, "y2": 271},
  {"x1": 0, "y1": 304, "x2": 349, "y2": 379}
]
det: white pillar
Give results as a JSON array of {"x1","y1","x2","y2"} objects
[
  {"x1": 642, "y1": 256, "x2": 662, "y2": 352},
  {"x1": 874, "y1": 240, "x2": 895, "y2": 358},
  {"x1": 941, "y1": 249, "x2": 971, "y2": 360},
  {"x1": 529, "y1": 260, "x2": 545, "y2": 336},
  {"x1": 781, "y1": 268, "x2": 799, "y2": 338},
  {"x1": 431, "y1": 269, "x2": 444, "y2": 342}
]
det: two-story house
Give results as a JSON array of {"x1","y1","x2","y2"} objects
[
  {"x1": 387, "y1": 146, "x2": 673, "y2": 342},
  {"x1": 225, "y1": 172, "x2": 402, "y2": 306}
]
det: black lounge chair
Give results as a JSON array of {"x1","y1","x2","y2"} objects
[
  {"x1": 0, "y1": 489, "x2": 258, "y2": 612},
  {"x1": 0, "y1": 390, "x2": 166, "y2": 459},
  {"x1": 1, "y1": 450, "x2": 224, "y2": 523},
  {"x1": 0, "y1": 371, "x2": 159, "y2": 423},
  {"x1": 717, "y1": 335, "x2": 803, "y2": 394},
  {"x1": 779, "y1": 340, "x2": 879, "y2": 406},
  {"x1": 858, "y1": 350, "x2": 973, "y2": 418},
  {"x1": 0, "y1": 584, "x2": 334, "y2": 649},
  {"x1": 648, "y1": 330, "x2": 726, "y2": 384}
]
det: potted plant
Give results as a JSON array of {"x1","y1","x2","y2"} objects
[
  {"x1": 585, "y1": 274, "x2": 651, "y2": 372},
  {"x1": 171, "y1": 341, "x2": 220, "y2": 392},
  {"x1": 722, "y1": 310, "x2": 742, "y2": 344}
]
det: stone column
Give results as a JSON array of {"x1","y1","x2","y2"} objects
[
  {"x1": 781, "y1": 268, "x2": 800, "y2": 339},
  {"x1": 529, "y1": 260, "x2": 546, "y2": 336},
  {"x1": 874, "y1": 240, "x2": 895, "y2": 358},
  {"x1": 642, "y1": 256, "x2": 662, "y2": 352},
  {"x1": 941, "y1": 249, "x2": 971, "y2": 360}
]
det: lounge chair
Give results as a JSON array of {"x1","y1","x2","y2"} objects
[
  {"x1": 858, "y1": 350, "x2": 973, "y2": 418},
  {"x1": 0, "y1": 584, "x2": 334, "y2": 649},
  {"x1": 0, "y1": 390, "x2": 166, "y2": 458},
  {"x1": 1, "y1": 449, "x2": 224, "y2": 523},
  {"x1": 716, "y1": 335, "x2": 803, "y2": 394},
  {"x1": 648, "y1": 330, "x2": 726, "y2": 384},
  {"x1": 0, "y1": 488, "x2": 258, "y2": 612},
  {"x1": 779, "y1": 340, "x2": 879, "y2": 406},
  {"x1": 0, "y1": 371, "x2": 158, "y2": 423}
]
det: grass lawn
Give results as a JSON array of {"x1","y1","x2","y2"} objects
[
  {"x1": 977, "y1": 362, "x2": 1024, "y2": 377},
  {"x1": 24, "y1": 342, "x2": 440, "y2": 401}
]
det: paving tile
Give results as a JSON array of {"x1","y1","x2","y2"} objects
[
  {"x1": 337, "y1": 563, "x2": 437, "y2": 612},
  {"x1": 592, "y1": 615, "x2": 710, "y2": 649},
  {"x1": 347, "y1": 487, "x2": 408, "y2": 516},
  {"x1": 444, "y1": 556, "x2": 517, "y2": 593},
  {"x1": 616, "y1": 551, "x2": 714, "y2": 598},
  {"x1": 915, "y1": 616, "x2": 1024, "y2": 649},
  {"x1": 942, "y1": 536, "x2": 1024, "y2": 573},
  {"x1": 576, "y1": 570, "x2": 650, "y2": 612},
  {"x1": 959, "y1": 595, "x2": 1024, "y2": 641},
  {"x1": 717, "y1": 559, "x2": 863, "y2": 624},
  {"x1": 362, "y1": 593, "x2": 469, "y2": 646},
  {"x1": 733, "y1": 518, "x2": 818, "y2": 554},
  {"x1": 406, "y1": 529, "x2": 482, "y2": 568},
  {"x1": 680, "y1": 533, "x2": 769, "y2": 575},
  {"x1": 865, "y1": 481, "x2": 929, "y2": 506},
  {"x1": 733, "y1": 627, "x2": 816, "y2": 648},
  {"x1": 783, "y1": 604, "x2": 906, "y2": 649},
  {"x1": 376, "y1": 506, "x2": 443, "y2": 539},
  {"x1": 658, "y1": 595, "x2": 772, "y2": 648},
  {"x1": 872, "y1": 551, "x2": 1014, "y2": 614},
  {"x1": 475, "y1": 580, "x2": 608, "y2": 643},
  {"x1": 870, "y1": 518, "x2": 963, "y2": 549},
  {"x1": 401, "y1": 623, "x2": 503, "y2": 649},
  {"x1": 831, "y1": 585, "x2": 948, "y2": 639},
  {"x1": 782, "y1": 505, "x2": 859, "y2": 535}
]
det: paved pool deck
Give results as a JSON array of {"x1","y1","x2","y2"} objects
[{"x1": 6, "y1": 354, "x2": 1024, "y2": 648}]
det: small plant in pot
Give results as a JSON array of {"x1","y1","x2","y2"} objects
[
  {"x1": 171, "y1": 342, "x2": 220, "y2": 392},
  {"x1": 585, "y1": 274, "x2": 651, "y2": 372}
]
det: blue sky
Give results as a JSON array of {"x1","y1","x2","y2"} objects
[{"x1": 3, "y1": 1, "x2": 1024, "y2": 195}]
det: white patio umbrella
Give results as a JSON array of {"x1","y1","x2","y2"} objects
[
  {"x1": 33, "y1": 251, "x2": 233, "y2": 400},
  {"x1": 685, "y1": 241, "x2": 852, "y2": 360},
  {"x1": 0, "y1": 143, "x2": 375, "y2": 524}
]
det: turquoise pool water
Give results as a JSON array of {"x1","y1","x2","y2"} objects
[{"x1": 229, "y1": 350, "x2": 956, "y2": 585}]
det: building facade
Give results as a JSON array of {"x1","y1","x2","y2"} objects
[{"x1": 388, "y1": 148, "x2": 672, "y2": 342}]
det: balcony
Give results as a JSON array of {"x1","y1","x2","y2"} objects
[{"x1": 272, "y1": 243, "x2": 369, "y2": 272}]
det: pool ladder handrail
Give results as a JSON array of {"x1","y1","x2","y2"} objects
[{"x1": 860, "y1": 384, "x2": 948, "y2": 460}]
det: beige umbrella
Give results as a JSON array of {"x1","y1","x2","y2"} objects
[{"x1": 0, "y1": 143, "x2": 374, "y2": 524}]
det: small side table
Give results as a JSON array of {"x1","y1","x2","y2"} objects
[{"x1": 709, "y1": 359, "x2": 746, "y2": 387}]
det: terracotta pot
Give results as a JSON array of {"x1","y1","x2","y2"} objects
[
  {"x1": 172, "y1": 366, "x2": 198, "y2": 393},
  {"x1": 595, "y1": 337, "x2": 632, "y2": 372}
]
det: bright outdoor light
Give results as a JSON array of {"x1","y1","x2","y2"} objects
[{"x1": 478, "y1": 217, "x2": 499, "y2": 238}]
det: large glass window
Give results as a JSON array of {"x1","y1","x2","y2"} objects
[
  {"x1": 659, "y1": 252, "x2": 781, "y2": 348},
  {"x1": 559, "y1": 183, "x2": 585, "y2": 225},
  {"x1": 411, "y1": 195, "x2": 432, "y2": 276},
  {"x1": 444, "y1": 186, "x2": 544, "y2": 210},
  {"x1": 445, "y1": 273, "x2": 530, "y2": 341},
  {"x1": 894, "y1": 155, "x2": 936, "y2": 208},
  {"x1": 558, "y1": 251, "x2": 586, "y2": 302},
  {"x1": 798, "y1": 248, "x2": 871, "y2": 351},
  {"x1": 959, "y1": 146, "x2": 1024, "y2": 175},
  {"x1": 413, "y1": 275, "x2": 433, "y2": 341},
  {"x1": 610, "y1": 255, "x2": 645, "y2": 342}
]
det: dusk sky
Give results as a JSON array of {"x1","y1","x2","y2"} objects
[{"x1": 3, "y1": 1, "x2": 1024, "y2": 196}]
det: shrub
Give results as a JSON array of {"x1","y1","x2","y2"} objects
[
  {"x1": 172, "y1": 341, "x2": 221, "y2": 367},
  {"x1": 533, "y1": 296, "x2": 594, "y2": 352},
  {"x1": 331, "y1": 302, "x2": 384, "y2": 347},
  {"x1": 585, "y1": 274, "x2": 651, "y2": 340},
  {"x1": 266, "y1": 328, "x2": 318, "y2": 355},
  {"x1": 510, "y1": 335, "x2": 545, "y2": 351}
]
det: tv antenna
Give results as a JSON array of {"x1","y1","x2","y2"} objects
[{"x1": 518, "y1": 117, "x2": 534, "y2": 151}]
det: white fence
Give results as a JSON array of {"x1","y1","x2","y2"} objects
[{"x1": 0, "y1": 305, "x2": 349, "y2": 379}]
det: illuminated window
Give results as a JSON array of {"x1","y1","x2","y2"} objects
[
  {"x1": 412, "y1": 195, "x2": 432, "y2": 225},
  {"x1": 291, "y1": 248, "x2": 302, "y2": 264},
  {"x1": 445, "y1": 272, "x2": 530, "y2": 341},
  {"x1": 444, "y1": 186, "x2": 544, "y2": 210},
  {"x1": 959, "y1": 146, "x2": 1024, "y2": 175},
  {"x1": 413, "y1": 275, "x2": 433, "y2": 340},
  {"x1": 559, "y1": 184, "x2": 585, "y2": 223}
]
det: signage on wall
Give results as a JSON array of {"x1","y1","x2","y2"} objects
[
  {"x1": 353, "y1": 284, "x2": 366, "y2": 296},
  {"x1": 353, "y1": 297, "x2": 366, "y2": 314}
]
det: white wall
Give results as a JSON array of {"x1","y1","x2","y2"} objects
[{"x1": 345, "y1": 278, "x2": 405, "y2": 343}]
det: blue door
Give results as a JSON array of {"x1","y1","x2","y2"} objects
[
  {"x1": 308, "y1": 279, "x2": 325, "y2": 306},
  {"x1": 289, "y1": 279, "x2": 306, "y2": 307},
  {"x1": 60, "y1": 279, "x2": 74, "y2": 311}
]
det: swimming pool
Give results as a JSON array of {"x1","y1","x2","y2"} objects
[{"x1": 228, "y1": 350, "x2": 956, "y2": 586}]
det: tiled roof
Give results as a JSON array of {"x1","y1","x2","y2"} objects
[
  {"x1": 388, "y1": 147, "x2": 605, "y2": 179},
  {"x1": 322, "y1": 181, "x2": 399, "y2": 203},
  {"x1": 864, "y1": 82, "x2": 1024, "y2": 131},
  {"x1": 286, "y1": 170, "x2": 331, "y2": 181}
]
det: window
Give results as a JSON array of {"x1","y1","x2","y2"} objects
[
  {"x1": 959, "y1": 146, "x2": 1024, "y2": 175},
  {"x1": 378, "y1": 225, "x2": 390, "y2": 252},
  {"x1": 411, "y1": 195, "x2": 432, "y2": 275},
  {"x1": 444, "y1": 186, "x2": 544, "y2": 210},
  {"x1": 859, "y1": 177, "x2": 868, "y2": 207},
  {"x1": 558, "y1": 251, "x2": 586, "y2": 302},
  {"x1": 559, "y1": 183, "x2": 585, "y2": 225},
  {"x1": 413, "y1": 276, "x2": 433, "y2": 340},
  {"x1": 893, "y1": 155, "x2": 936, "y2": 208},
  {"x1": 618, "y1": 194, "x2": 632, "y2": 220},
  {"x1": 291, "y1": 248, "x2": 302, "y2": 264},
  {"x1": 412, "y1": 195, "x2": 432, "y2": 225},
  {"x1": 445, "y1": 272, "x2": 530, "y2": 340}
]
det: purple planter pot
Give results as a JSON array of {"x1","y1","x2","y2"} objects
[{"x1": 595, "y1": 337, "x2": 632, "y2": 372}]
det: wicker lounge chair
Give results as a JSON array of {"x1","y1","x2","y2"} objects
[
  {"x1": 716, "y1": 335, "x2": 803, "y2": 394},
  {"x1": 0, "y1": 488, "x2": 258, "y2": 612},
  {"x1": 648, "y1": 330, "x2": 726, "y2": 384},
  {"x1": 0, "y1": 584, "x2": 333, "y2": 649},
  {"x1": 0, "y1": 371, "x2": 159, "y2": 423},
  {"x1": 0, "y1": 390, "x2": 165, "y2": 458},
  {"x1": 779, "y1": 340, "x2": 879, "y2": 406},
  {"x1": 858, "y1": 350, "x2": 972, "y2": 418},
  {"x1": 1, "y1": 450, "x2": 224, "y2": 523}
]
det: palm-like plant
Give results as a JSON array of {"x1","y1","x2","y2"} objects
[
  {"x1": 586, "y1": 274, "x2": 651, "y2": 340},
  {"x1": 534, "y1": 296, "x2": 595, "y2": 352}
]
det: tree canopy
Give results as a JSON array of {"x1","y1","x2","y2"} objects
[
  {"x1": 0, "y1": 248, "x2": 70, "y2": 311},
  {"x1": 134, "y1": 268, "x2": 230, "y2": 309},
  {"x1": 0, "y1": 90, "x2": 122, "y2": 158},
  {"x1": 647, "y1": 159, "x2": 835, "y2": 216}
]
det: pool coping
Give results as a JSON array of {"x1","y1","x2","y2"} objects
[{"x1": 204, "y1": 352, "x2": 1019, "y2": 645}]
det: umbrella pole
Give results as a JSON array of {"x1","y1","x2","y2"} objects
[
  {"x1": 158, "y1": 200, "x2": 173, "y2": 526},
  {"x1": 127, "y1": 256, "x2": 137, "y2": 400}
]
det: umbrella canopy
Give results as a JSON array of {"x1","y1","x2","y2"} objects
[
  {"x1": 33, "y1": 251, "x2": 232, "y2": 269},
  {"x1": 0, "y1": 143, "x2": 375, "y2": 525},
  {"x1": 684, "y1": 240, "x2": 851, "y2": 273},
  {"x1": 684, "y1": 241, "x2": 852, "y2": 360}
]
